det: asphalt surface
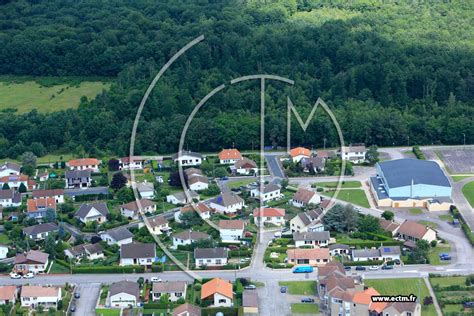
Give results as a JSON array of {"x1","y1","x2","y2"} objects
[
  {"x1": 72, "y1": 283, "x2": 100, "y2": 316},
  {"x1": 264, "y1": 154, "x2": 285, "y2": 178}
]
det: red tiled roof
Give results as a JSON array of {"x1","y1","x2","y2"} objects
[
  {"x1": 68, "y1": 158, "x2": 100, "y2": 167},
  {"x1": 289, "y1": 147, "x2": 310, "y2": 158},
  {"x1": 201, "y1": 278, "x2": 233, "y2": 300},
  {"x1": 27, "y1": 197, "x2": 56, "y2": 212},
  {"x1": 218, "y1": 149, "x2": 242, "y2": 160},
  {"x1": 253, "y1": 207, "x2": 285, "y2": 217},
  {"x1": 218, "y1": 219, "x2": 244, "y2": 230},
  {"x1": 287, "y1": 248, "x2": 330, "y2": 260}
]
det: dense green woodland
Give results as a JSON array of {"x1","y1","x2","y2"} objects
[{"x1": 0, "y1": 0, "x2": 472, "y2": 158}]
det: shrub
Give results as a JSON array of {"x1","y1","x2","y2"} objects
[
  {"x1": 194, "y1": 284, "x2": 202, "y2": 291},
  {"x1": 430, "y1": 240, "x2": 437, "y2": 247},
  {"x1": 412, "y1": 146, "x2": 426, "y2": 160}
]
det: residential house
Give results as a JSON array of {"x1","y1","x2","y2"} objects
[
  {"x1": 397, "y1": 220, "x2": 437, "y2": 245},
  {"x1": 293, "y1": 231, "x2": 330, "y2": 247},
  {"x1": 379, "y1": 218, "x2": 401, "y2": 237},
  {"x1": 232, "y1": 158, "x2": 258, "y2": 175},
  {"x1": 0, "y1": 189, "x2": 21, "y2": 207},
  {"x1": 172, "y1": 151, "x2": 203, "y2": 166},
  {"x1": 250, "y1": 184, "x2": 281, "y2": 202},
  {"x1": 289, "y1": 209, "x2": 324, "y2": 233},
  {"x1": 166, "y1": 191, "x2": 199, "y2": 205},
  {"x1": 65, "y1": 170, "x2": 92, "y2": 189},
  {"x1": 210, "y1": 192, "x2": 244, "y2": 214},
  {"x1": 382, "y1": 302, "x2": 422, "y2": 316},
  {"x1": 286, "y1": 248, "x2": 330, "y2": 266},
  {"x1": 23, "y1": 223, "x2": 59, "y2": 241},
  {"x1": 328, "y1": 244, "x2": 351, "y2": 256},
  {"x1": 21, "y1": 286, "x2": 61, "y2": 309},
  {"x1": 301, "y1": 156, "x2": 326, "y2": 173},
  {"x1": 0, "y1": 244, "x2": 8, "y2": 259},
  {"x1": 67, "y1": 158, "x2": 100, "y2": 172},
  {"x1": 64, "y1": 243, "x2": 104, "y2": 261},
  {"x1": 0, "y1": 285, "x2": 17, "y2": 305},
  {"x1": 173, "y1": 303, "x2": 201, "y2": 316},
  {"x1": 253, "y1": 207, "x2": 285, "y2": 227},
  {"x1": 242, "y1": 290, "x2": 259, "y2": 315},
  {"x1": 109, "y1": 280, "x2": 140, "y2": 308},
  {"x1": 289, "y1": 147, "x2": 311, "y2": 163},
  {"x1": 14, "y1": 250, "x2": 49, "y2": 274},
  {"x1": 172, "y1": 230, "x2": 210, "y2": 249},
  {"x1": 0, "y1": 162, "x2": 20, "y2": 177},
  {"x1": 26, "y1": 197, "x2": 56, "y2": 219},
  {"x1": 187, "y1": 175, "x2": 209, "y2": 191},
  {"x1": 0, "y1": 174, "x2": 28, "y2": 190},
  {"x1": 119, "y1": 156, "x2": 144, "y2": 170},
  {"x1": 351, "y1": 246, "x2": 401, "y2": 262},
  {"x1": 31, "y1": 189, "x2": 64, "y2": 204},
  {"x1": 175, "y1": 203, "x2": 211, "y2": 223},
  {"x1": 338, "y1": 144, "x2": 367, "y2": 164},
  {"x1": 36, "y1": 171, "x2": 49, "y2": 182},
  {"x1": 218, "y1": 220, "x2": 245, "y2": 242},
  {"x1": 100, "y1": 227, "x2": 134, "y2": 246},
  {"x1": 136, "y1": 182, "x2": 155, "y2": 199},
  {"x1": 146, "y1": 215, "x2": 170, "y2": 235},
  {"x1": 291, "y1": 188, "x2": 321, "y2": 208},
  {"x1": 120, "y1": 242, "x2": 156, "y2": 267},
  {"x1": 152, "y1": 281, "x2": 187, "y2": 302},
  {"x1": 74, "y1": 202, "x2": 109, "y2": 224},
  {"x1": 121, "y1": 199, "x2": 156, "y2": 220},
  {"x1": 194, "y1": 248, "x2": 228, "y2": 267},
  {"x1": 201, "y1": 278, "x2": 233, "y2": 307},
  {"x1": 218, "y1": 149, "x2": 242, "y2": 164}
]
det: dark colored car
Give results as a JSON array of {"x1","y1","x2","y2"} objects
[
  {"x1": 70, "y1": 305, "x2": 76, "y2": 312},
  {"x1": 355, "y1": 266, "x2": 367, "y2": 271},
  {"x1": 382, "y1": 265, "x2": 394, "y2": 270},
  {"x1": 280, "y1": 286, "x2": 287, "y2": 293},
  {"x1": 344, "y1": 266, "x2": 351, "y2": 271},
  {"x1": 394, "y1": 259, "x2": 401, "y2": 265},
  {"x1": 301, "y1": 297, "x2": 315, "y2": 303},
  {"x1": 74, "y1": 292, "x2": 80, "y2": 299}
]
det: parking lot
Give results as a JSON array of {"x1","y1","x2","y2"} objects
[{"x1": 436, "y1": 149, "x2": 474, "y2": 173}]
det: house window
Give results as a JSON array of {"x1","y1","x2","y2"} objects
[
  {"x1": 218, "y1": 299, "x2": 227, "y2": 303},
  {"x1": 175, "y1": 292, "x2": 182, "y2": 297}
]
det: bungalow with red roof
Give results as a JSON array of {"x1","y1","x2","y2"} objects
[
  {"x1": 291, "y1": 187, "x2": 321, "y2": 208},
  {"x1": 218, "y1": 149, "x2": 242, "y2": 164},
  {"x1": 253, "y1": 207, "x2": 285, "y2": 227},
  {"x1": 67, "y1": 158, "x2": 100, "y2": 172},
  {"x1": 175, "y1": 203, "x2": 211, "y2": 223},
  {"x1": 201, "y1": 278, "x2": 233, "y2": 307},
  {"x1": 0, "y1": 174, "x2": 28, "y2": 190},
  {"x1": 21, "y1": 286, "x2": 61, "y2": 309},
  {"x1": 396, "y1": 220, "x2": 437, "y2": 246},
  {"x1": 27, "y1": 197, "x2": 56, "y2": 219},
  {"x1": 14, "y1": 250, "x2": 49, "y2": 274},
  {"x1": 0, "y1": 285, "x2": 17, "y2": 305},
  {"x1": 287, "y1": 248, "x2": 330, "y2": 266},
  {"x1": 289, "y1": 147, "x2": 310, "y2": 163}
]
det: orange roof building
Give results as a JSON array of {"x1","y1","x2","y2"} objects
[
  {"x1": 0, "y1": 285, "x2": 17, "y2": 304},
  {"x1": 201, "y1": 278, "x2": 233, "y2": 307},
  {"x1": 289, "y1": 147, "x2": 311, "y2": 162},
  {"x1": 218, "y1": 149, "x2": 242, "y2": 164},
  {"x1": 27, "y1": 197, "x2": 56, "y2": 213},
  {"x1": 287, "y1": 248, "x2": 330, "y2": 266},
  {"x1": 352, "y1": 287, "x2": 387, "y2": 313},
  {"x1": 68, "y1": 158, "x2": 100, "y2": 171},
  {"x1": 253, "y1": 207, "x2": 285, "y2": 218}
]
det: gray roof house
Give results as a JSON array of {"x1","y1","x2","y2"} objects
[
  {"x1": 0, "y1": 189, "x2": 21, "y2": 206},
  {"x1": 100, "y1": 227, "x2": 134, "y2": 245},
  {"x1": 120, "y1": 242, "x2": 156, "y2": 266},
  {"x1": 74, "y1": 202, "x2": 109, "y2": 223},
  {"x1": 109, "y1": 280, "x2": 140, "y2": 305},
  {"x1": 293, "y1": 231, "x2": 330, "y2": 247},
  {"x1": 194, "y1": 247, "x2": 228, "y2": 259},
  {"x1": 167, "y1": 191, "x2": 199, "y2": 205},
  {"x1": 64, "y1": 170, "x2": 92, "y2": 189},
  {"x1": 22, "y1": 223, "x2": 59, "y2": 240}
]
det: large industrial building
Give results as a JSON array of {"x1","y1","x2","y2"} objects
[{"x1": 370, "y1": 159, "x2": 452, "y2": 211}]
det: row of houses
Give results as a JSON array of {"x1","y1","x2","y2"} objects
[{"x1": 0, "y1": 285, "x2": 61, "y2": 310}]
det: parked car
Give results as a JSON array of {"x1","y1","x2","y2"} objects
[
  {"x1": 381, "y1": 265, "x2": 393, "y2": 270},
  {"x1": 244, "y1": 284, "x2": 257, "y2": 290},
  {"x1": 344, "y1": 266, "x2": 351, "y2": 271},
  {"x1": 23, "y1": 272, "x2": 35, "y2": 279},
  {"x1": 354, "y1": 207, "x2": 362, "y2": 212},
  {"x1": 240, "y1": 258, "x2": 250, "y2": 263},
  {"x1": 10, "y1": 273, "x2": 21, "y2": 279},
  {"x1": 293, "y1": 266, "x2": 314, "y2": 273},
  {"x1": 394, "y1": 259, "x2": 401, "y2": 265},
  {"x1": 369, "y1": 265, "x2": 379, "y2": 270},
  {"x1": 150, "y1": 277, "x2": 162, "y2": 283},
  {"x1": 274, "y1": 231, "x2": 282, "y2": 238},
  {"x1": 70, "y1": 304, "x2": 76, "y2": 312},
  {"x1": 74, "y1": 292, "x2": 80, "y2": 299},
  {"x1": 280, "y1": 286, "x2": 287, "y2": 293},
  {"x1": 355, "y1": 266, "x2": 367, "y2": 271},
  {"x1": 301, "y1": 297, "x2": 315, "y2": 303},
  {"x1": 221, "y1": 176, "x2": 229, "y2": 180}
]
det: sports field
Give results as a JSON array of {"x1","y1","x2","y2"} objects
[{"x1": 0, "y1": 76, "x2": 110, "y2": 113}]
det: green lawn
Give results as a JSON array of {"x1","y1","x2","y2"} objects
[
  {"x1": 227, "y1": 178, "x2": 255, "y2": 189},
  {"x1": 278, "y1": 281, "x2": 317, "y2": 295},
  {"x1": 438, "y1": 214, "x2": 453, "y2": 222},
  {"x1": 291, "y1": 303, "x2": 319, "y2": 314},
  {"x1": 430, "y1": 276, "x2": 466, "y2": 288},
  {"x1": 95, "y1": 309, "x2": 120, "y2": 316},
  {"x1": 428, "y1": 244, "x2": 451, "y2": 265},
  {"x1": 314, "y1": 181, "x2": 361, "y2": 188},
  {"x1": 409, "y1": 208, "x2": 423, "y2": 215},
  {"x1": 462, "y1": 181, "x2": 474, "y2": 208},
  {"x1": 365, "y1": 278, "x2": 436, "y2": 316},
  {"x1": 0, "y1": 76, "x2": 110, "y2": 113},
  {"x1": 49, "y1": 262, "x2": 70, "y2": 274},
  {"x1": 0, "y1": 233, "x2": 10, "y2": 244},
  {"x1": 322, "y1": 189, "x2": 370, "y2": 208},
  {"x1": 417, "y1": 220, "x2": 438, "y2": 229},
  {"x1": 452, "y1": 175, "x2": 473, "y2": 182}
]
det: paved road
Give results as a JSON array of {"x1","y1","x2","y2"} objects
[
  {"x1": 72, "y1": 283, "x2": 100, "y2": 316},
  {"x1": 451, "y1": 177, "x2": 474, "y2": 231},
  {"x1": 265, "y1": 154, "x2": 285, "y2": 179}
]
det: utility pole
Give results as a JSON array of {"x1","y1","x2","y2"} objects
[
  {"x1": 323, "y1": 138, "x2": 327, "y2": 150},
  {"x1": 407, "y1": 136, "x2": 410, "y2": 147},
  {"x1": 463, "y1": 133, "x2": 466, "y2": 146}
]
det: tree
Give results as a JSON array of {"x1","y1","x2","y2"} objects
[
  {"x1": 323, "y1": 204, "x2": 348, "y2": 232},
  {"x1": 179, "y1": 211, "x2": 203, "y2": 228},
  {"x1": 194, "y1": 238, "x2": 216, "y2": 249},
  {"x1": 2, "y1": 183, "x2": 9, "y2": 190},
  {"x1": 343, "y1": 204, "x2": 359, "y2": 232},
  {"x1": 365, "y1": 145, "x2": 379, "y2": 164},
  {"x1": 381, "y1": 210, "x2": 394, "y2": 221},
  {"x1": 45, "y1": 208, "x2": 56, "y2": 223},
  {"x1": 108, "y1": 158, "x2": 120, "y2": 171},
  {"x1": 357, "y1": 214, "x2": 380, "y2": 233},
  {"x1": 44, "y1": 234, "x2": 56, "y2": 258},
  {"x1": 110, "y1": 172, "x2": 127, "y2": 190},
  {"x1": 20, "y1": 151, "x2": 37, "y2": 176},
  {"x1": 18, "y1": 182, "x2": 27, "y2": 193},
  {"x1": 169, "y1": 171, "x2": 185, "y2": 187},
  {"x1": 214, "y1": 167, "x2": 227, "y2": 178},
  {"x1": 116, "y1": 187, "x2": 134, "y2": 204},
  {"x1": 280, "y1": 179, "x2": 289, "y2": 189}
]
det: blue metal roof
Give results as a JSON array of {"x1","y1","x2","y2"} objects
[{"x1": 378, "y1": 159, "x2": 451, "y2": 189}]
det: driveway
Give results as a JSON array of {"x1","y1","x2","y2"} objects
[
  {"x1": 72, "y1": 283, "x2": 100, "y2": 316},
  {"x1": 258, "y1": 279, "x2": 292, "y2": 316}
]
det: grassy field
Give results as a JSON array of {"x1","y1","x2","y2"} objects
[
  {"x1": 322, "y1": 189, "x2": 370, "y2": 208},
  {"x1": 438, "y1": 214, "x2": 454, "y2": 222},
  {"x1": 278, "y1": 281, "x2": 317, "y2": 295},
  {"x1": 227, "y1": 178, "x2": 255, "y2": 189},
  {"x1": 0, "y1": 76, "x2": 110, "y2": 113},
  {"x1": 428, "y1": 244, "x2": 451, "y2": 265},
  {"x1": 0, "y1": 234, "x2": 10, "y2": 244},
  {"x1": 452, "y1": 175, "x2": 473, "y2": 182},
  {"x1": 409, "y1": 208, "x2": 423, "y2": 215},
  {"x1": 95, "y1": 309, "x2": 120, "y2": 316},
  {"x1": 365, "y1": 278, "x2": 436, "y2": 316},
  {"x1": 429, "y1": 276, "x2": 466, "y2": 288},
  {"x1": 49, "y1": 262, "x2": 70, "y2": 274},
  {"x1": 417, "y1": 220, "x2": 438, "y2": 229},
  {"x1": 313, "y1": 181, "x2": 361, "y2": 188},
  {"x1": 462, "y1": 181, "x2": 474, "y2": 208},
  {"x1": 291, "y1": 303, "x2": 319, "y2": 314},
  {"x1": 429, "y1": 276, "x2": 473, "y2": 315}
]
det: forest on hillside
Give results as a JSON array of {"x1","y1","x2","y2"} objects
[{"x1": 0, "y1": 0, "x2": 472, "y2": 158}]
